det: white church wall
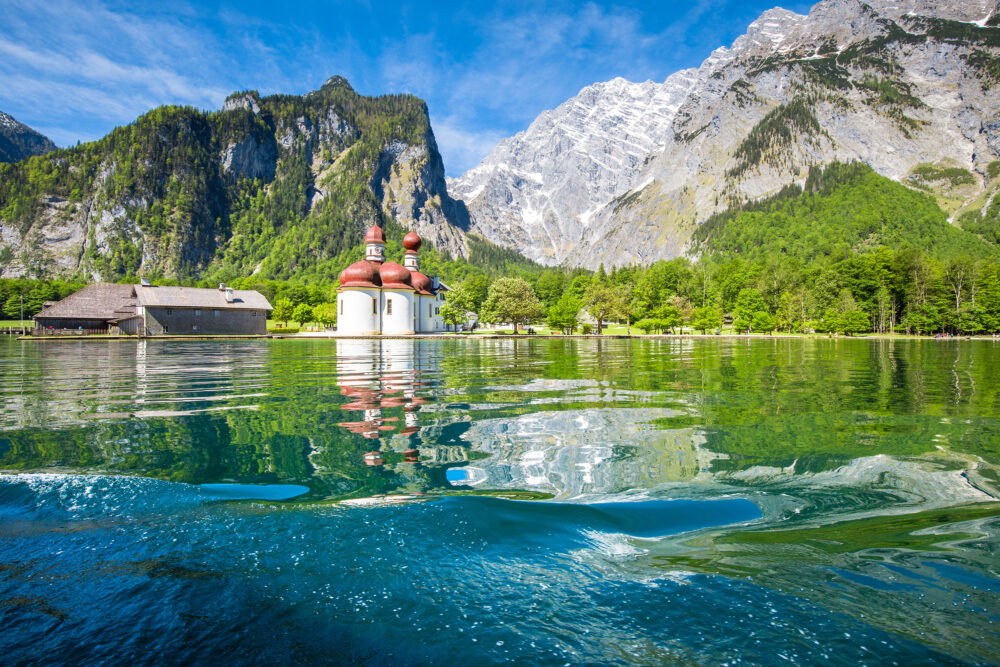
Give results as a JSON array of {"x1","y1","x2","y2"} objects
[
  {"x1": 337, "y1": 288, "x2": 381, "y2": 334},
  {"x1": 382, "y1": 290, "x2": 415, "y2": 335}
]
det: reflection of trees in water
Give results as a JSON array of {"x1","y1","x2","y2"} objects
[{"x1": 1, "y1": 338, "x2": 999, "y2": 498}]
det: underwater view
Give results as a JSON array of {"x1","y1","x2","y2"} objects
[{"x1": 1, "y1": 336, "x2": 998, "y2": 665}]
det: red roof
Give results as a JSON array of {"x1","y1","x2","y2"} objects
[
  {"x1": 380, "y1": 262, "x2": 413, "y2": 290},
  {"x1": 339, "y1": 260, "x2": 382, "y2": 288},
  {"x1": 410, "y1": 270, "x2": 433, "y2": 295},
  {"x1": 364, "y1": 224, "x2": 386, "y2": 244},
  {"x1": 403, "y1": 230, "x2": 422, "y2": 252}
]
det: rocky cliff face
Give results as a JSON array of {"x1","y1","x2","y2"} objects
[
  {"x1": 455, "y1": 0, "x2": 1000, "y2": 268},
  {"x1": 0, "y1": 111, "x2": 56, "y2": 163},
  {"x1": 0, "y1": 77, "x2": 472, "y2": 280},
  {"x1": 448, "y1": 74, "x2": 697, "y2": 265}
]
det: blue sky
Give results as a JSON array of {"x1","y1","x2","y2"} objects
[{"x1": 0, "y1": 0, "x2": 814, "y2": 176}]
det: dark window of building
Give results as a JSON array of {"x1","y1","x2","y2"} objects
[
  {"x1": 214, "y1": 310, "x2": 219, "y2": 317},
  {"x1": 192, "y1": 325, "x2": 198, "y2": 332},
  {"x1": 195, "y1": 310, "x2": 201, "y2": 317},
  {"x1": 372, "y1": 298, "x2": 377, "y2": 315},
  {"x1": 163, "y1": 326, "x2": 168, "y2": 333},
  {"x1": 428, "y1": 304, "x2": 432, "y2": 317},
  {"x1": 340, "y1": 301, "x2": 344, "y2": 315},
  {"x1": 166, "y1": 308, "x2": 173, "y2": 315},
  {"x1": 386, "y1": 298, "x2": 392, "y2": 315},
  {"x1": 435, "y1": 307, "x2": 440, "y2": 315}
]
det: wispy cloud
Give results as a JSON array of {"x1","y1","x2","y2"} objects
[{"x1": 0, "y1": 0, "x2": 814, "y2": 175}]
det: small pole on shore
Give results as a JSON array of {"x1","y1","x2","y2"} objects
[{"x1": 20, "y1": 294, "x2": 24, "y2": 334}]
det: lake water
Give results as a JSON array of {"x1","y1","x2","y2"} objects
[{"x1": 1, "y1": 336, "x2": 998, "y2": 664}]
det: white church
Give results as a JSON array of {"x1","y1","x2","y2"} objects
[{"x1": 336, "y1": 224, "x2": 448, "y2": 335}]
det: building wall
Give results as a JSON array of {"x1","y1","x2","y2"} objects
[
  {"x1": 382, "y1": 290, "x2": 415, "y2": 335},
  {"x1": 143, "y1": 307, "x2": 266, "y2": 335},
  {"x1": 35, "y1": 318, "x2": 110, "y2": 331},
  {"x1": 337, "y1": 288, "x2": 382, "y2": 334}
]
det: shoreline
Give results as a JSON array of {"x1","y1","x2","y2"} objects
[{"x1": 11, "y1": 332, "x2": 1000, "y2": 342}]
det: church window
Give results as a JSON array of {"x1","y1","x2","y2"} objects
[
  {"x1": 340, "y1": 301, "x2": 343, "y2": 315},
  {"x1": 386, "y1": 298, "x2": 393, "y2": 315},
  {"x1": 372, "y1": 298, "x2": 377, "y2": 315}
]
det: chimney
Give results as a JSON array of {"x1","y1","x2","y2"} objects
[{"x1": 225, "y1": 288, "x2": 234, "y2": 303}]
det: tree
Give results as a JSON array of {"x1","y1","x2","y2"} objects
[
  {"x1": 535, "y1": 271, "x2": 566, "y2": 307},
  {"x1": 732, "y1": 288, "x2": 768, "y2": 332},
  {"x1": 751, "y1": 311, "x2": 778, "y2": 334},
  {"x1": 313, "y1": 302, "x2": 337, "y2": 329},
  {"x1": 292, "y1": 303, "x2": 314, "y2": 327},
  {"x1": 840, "y1": 310, "x2": 870, "y2": 335},
  {"x1": 690, "y1": 305, "x2": 723, "y2": 334},
  {"x1": 3, "y1": 293, "x2": 23, "y2": 320},
  {"x1": 273, "y1": 298, "x2": 294, "y2": 327},
  {"x1": 479, "y1": 277, "x2": 546, "y2": 333},
  {"x1": 461, "y1": 275, "x2": 489, "y2": 313},
  {"x1": 439, "y1": 301, "x2": 466, "y2": 332},
  {"x1": 583, "y1": 283, "x2": 626, "y2": 333},
  {"x1": 547, "y1": 292, "x2": 581, "y2": 334},
  {"x1": 26, "y1": 284, "x2": 55, "y2": 315}
]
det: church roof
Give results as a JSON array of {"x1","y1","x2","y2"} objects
[
  {"x1": 364, "y1": 224, "x2": 386, "y2": 244},
  {"x1": 340, "y1": 260, "x2": 382, "y2": 288}
]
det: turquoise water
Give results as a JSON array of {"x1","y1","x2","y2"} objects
[{"x1": 1, "y1": 337, "x2": 999, "y2": 664}]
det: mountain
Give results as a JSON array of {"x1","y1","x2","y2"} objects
[
  {"x1": 448, "y1": 73, "x2": 697, "y2": 265},
  {"x1": 0, "y1": 111, "x2": 56, "y2": 163},
  {"x1": 454, "y1": 0, "x2": 1000, "y2": 268},
  {"x1": 0, "y1": 76, "x2": 474, "y2": 281}
]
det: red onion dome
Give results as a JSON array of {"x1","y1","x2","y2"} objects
[
  {"x1": 339, "y1": 260, "x2": 382, "y2": 288},
  {"x1": 380, "y1": 261, "x2": 414, "y2": 289},
  {"x1": 403, "y1": 230, "x2": 422, "y2": 252},
  {"x1": 364, "y1": 224, "x2": 386, "y2": 244},
  {"x1": 410, "y1": 270, "x2": 433, "y2": 295}
]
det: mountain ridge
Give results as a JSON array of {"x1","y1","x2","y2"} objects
[
  {"x1": 0, "y1": 78, "x2": 477, "y2": 282},
  {"x1": 0, "y1": 111, "x2": 56, "y2": 163},
  {"x1": 453, "y1": 0, "x2": 1000, "y2": 268}
]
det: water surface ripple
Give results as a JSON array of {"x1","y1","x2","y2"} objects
[{"x1": 1, "y1": 337, "x2": 998, "y2": 664}]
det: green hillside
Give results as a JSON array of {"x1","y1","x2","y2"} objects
[
  {"x1": 0, "y1": 76, "x2": 516, "y2": 284},
  {"x1": 691, "y1": 162, "x2": 996, "y2": 262}
]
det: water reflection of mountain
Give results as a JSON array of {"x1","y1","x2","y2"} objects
[{"x1": 451, "y1": 408, "x2": 721, "y2": 500}]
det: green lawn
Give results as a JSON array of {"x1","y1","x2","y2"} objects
[{"x1": 0, "y1": 320, "x2": 31, "y2": 327}]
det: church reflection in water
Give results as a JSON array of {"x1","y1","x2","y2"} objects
[
  {"x1": 331, "y1": 339, "x2": 458, "y2": 477},
  {"x1": 329, "y1": 338, "x2": 721, "y2": 500}
]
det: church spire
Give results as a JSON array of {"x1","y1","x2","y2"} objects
[{"x1": 364, "y1": 224, "x2": 386, "y2": 263}]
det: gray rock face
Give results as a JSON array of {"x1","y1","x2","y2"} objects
[
  {"x1": 455, "y1": 0, "x2": 1000, "y2": 268},
  {"x1": 449, "y1": 73, "x2": 697, "y2": 265},
  {"x1": 0, "y1": 110, "x2": 56, "y2": 163},
  {"x1": 220, "y1": 136, "x2": 277, "y2": 181}
]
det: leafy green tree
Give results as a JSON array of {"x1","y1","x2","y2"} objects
[
  {"x1": 26, "y1": 284, "x2": 56, "y2": 315},
  {"x1": 439, "y1": 301, "x2": 466, "y2": 332},
  {"x1": 313, "y1": 302, "x2": 337, "y2": 328},
  {"x1": 480, "y1": 277, "x2": 546, "y2": 333},
  {"x1": 751, "y1": 311, "x2": 778, "y2": 333},
  {"x1": 733, "y1": 288, "x2": 768, "y2": 332},
  {"x1": 690, "y1": 305, "x2": 723, "y2": 334},
  {"x1": 534, "y1": 271, "x2": 566, "y2": 307},
  {"x1": 3, "y1": 293, "x2": 24, "y2": 319},
  {"x1": 547, "y1": 292, "x2": 581, "y2": 334},
  {"x1": 292, "y1": 303, "x2": 314, "y2": 327},
  {"x1": 273, "y1": 298, "x2": 294, "y2": 327},
  {"x1": 461, "y1": 275, "x2": 490, "y2": 314},
  {"x1": 840, "y1": 310, "x2": 870, "y2": 335},
  {"x1": 583, "y1": 283, "x2": 626, "y2": 333}
]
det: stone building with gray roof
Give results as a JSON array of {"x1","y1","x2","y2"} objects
[{"x1": 34, "y1": 283, "x2": 272, "y2": 336}]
